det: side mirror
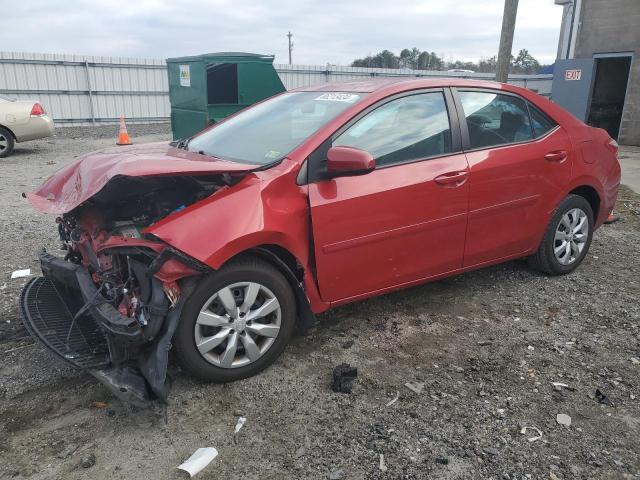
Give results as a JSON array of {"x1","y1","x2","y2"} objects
[{"x1": 327, "y1": 146, "x2": 375, "y2": 177}]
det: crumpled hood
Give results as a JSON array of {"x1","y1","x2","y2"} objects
[{"x1": 26, "y1": 142, "x2": 257, "y2": 214}]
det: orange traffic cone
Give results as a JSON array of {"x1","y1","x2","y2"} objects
[
  {"x1": 116, "y1": 116, "x2": 132, "y2": 145},
  {"x1": 604, "y1": 212, "x2": 619, "y2": 224}
]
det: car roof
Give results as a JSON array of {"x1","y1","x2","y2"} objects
[{"x1": 293, "y1": 77, "x2": 514, "y2": 94}]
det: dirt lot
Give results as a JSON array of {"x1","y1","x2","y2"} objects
[{"x1": 1, "y1": 127, "x2": 639, "y2": 480}]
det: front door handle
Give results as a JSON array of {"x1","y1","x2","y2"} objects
[
  {"x1": 434, "y1": 171, "x2": 469, "y2": 187},
  {"x1": 545, "y1": 151, "x2": 568, "y2": 163}
]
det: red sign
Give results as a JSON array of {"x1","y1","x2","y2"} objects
[{"x1": 565, "y1": 69, "x2": 582, "y2": 81}]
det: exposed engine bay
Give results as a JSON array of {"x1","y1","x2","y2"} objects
[
  {"x1": 22, "y1": 173, "x2": 242, "y2": 405},
  {"x1": 74, "y1": 174, "x2": 235, "y2": 229}
]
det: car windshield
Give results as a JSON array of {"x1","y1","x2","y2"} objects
[
  {"x1": 187, "y1": 91, "x2": 364, "y2": 165},
  {"x1": 0, "y1": 94, "x2": 15, "y2": 102}
]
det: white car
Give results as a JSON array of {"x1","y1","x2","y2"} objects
[{"x1": 0, "y1": 94, "x2": 55, "y2": 157}]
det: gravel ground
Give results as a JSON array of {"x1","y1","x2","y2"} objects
[
  {"x1": 54, "y1": 122, "x2": 172, "y2": 140},
  {"x1": 1, "y1": 129, "x2": 639, "y2": 480}
]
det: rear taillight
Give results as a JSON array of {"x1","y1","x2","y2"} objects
[
  {"x1": 30, "y1": 103, "x2": 45, "y2": 116},
  {"x1": 604, "y1": 138, "x2": 619, "y2": 157}
]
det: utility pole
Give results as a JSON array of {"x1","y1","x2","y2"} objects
[
  {"x1": 287, "y1": 31, "x2": 293, "y2": 65},
  {"x1": 495, "y1": 0, "x2": 518, "y2": 83}
]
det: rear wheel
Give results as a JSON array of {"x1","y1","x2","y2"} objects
[
  {"x1": 0, "y1": 127, "x2": 15, "y2": 158},
  {"x1": 174, "y1": 256, "x2": 296, "y2": 382},
  {"x1": 528, "y1": 194, "x2": 594, "y2": 275}
]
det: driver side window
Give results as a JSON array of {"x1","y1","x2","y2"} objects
[{"x1": 333, "y1": 92, "x2": 452, "y2": 167}]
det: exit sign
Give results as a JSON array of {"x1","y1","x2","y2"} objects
[{"x1": 565, "y1": 69, "x2": 582, "y2": 81}]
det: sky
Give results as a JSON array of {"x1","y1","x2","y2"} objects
[{"x1": 2, "y1": 0, "x2": 564, "y2": 66}]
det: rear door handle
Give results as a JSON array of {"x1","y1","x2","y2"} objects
[
  {"x1": 545, "y1": 151, "x2": 567, "y2": 163},
  {"x1": 434, "y1": 171, "x2": 469, "y2": 186}
]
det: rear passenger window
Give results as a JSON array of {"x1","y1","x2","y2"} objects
[
  {"x1": 529, "y1": 104, "x2": 557, "y2": 138},
  {"x1": 459, "y1": 91, "x2": 533, "y2": 149},
  {"x1": 333, "y1": 92, "x2": 452, "y2": 167}
]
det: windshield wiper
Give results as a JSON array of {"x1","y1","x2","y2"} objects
[
  {"x1": 177, "y1": 137, "x2": 192, "y2": 150},
  {"x1": 250, "y1": 157, "x2": 285, "y2": 171},
  {"x1": 170, "y1": 136, "x2": 192, "y2": 150}
]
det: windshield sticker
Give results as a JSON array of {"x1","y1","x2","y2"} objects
[
  {"x1": 315, "y1": 93, "x2": 360, "y2": 103},
  {"x1": 264, "y1": 150, "x2": 281, "y2": 159}
]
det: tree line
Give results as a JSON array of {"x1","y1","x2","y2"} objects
[{"x1": 351, "y1": 48, "x2": 547, "y2": 74}]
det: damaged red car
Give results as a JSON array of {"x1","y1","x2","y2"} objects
[{"x1": 22, "y1": 78, "x2": 620, "y2": 404}]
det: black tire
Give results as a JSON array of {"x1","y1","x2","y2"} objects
[
  {"x1": 528, "y1": 194, "x2": 594, "y2": 275},
  {"x1": 0, "y1": 127, "x2": 15, "y2": 158},
  {"x1": 174, "y1": 256, "x2": 296, "y2": 382}
]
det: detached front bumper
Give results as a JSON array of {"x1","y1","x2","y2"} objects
[
  {"x1": 20, "y1": 251, "x2": 194, "y2": 405},
  {"x1": 20, "y1": 253, "x2": 111, "y2": 369},
  {"x1": 21, "y1": 275, "x2": 110, "y2": 368},
  {"x1": 37, "y1": 251, "x2": 146, "y2": 339}
]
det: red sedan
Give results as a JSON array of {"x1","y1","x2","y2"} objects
[{"x1": 23, "y1": 78, "x2": 620, "y2": 404}]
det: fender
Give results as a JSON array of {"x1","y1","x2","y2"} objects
[
  {"x1": 146, "y1": 158, "x2": 330, "y2": 314},
  {"x1": 251, "y1": 247, "x2": 317, "y2": 333}
]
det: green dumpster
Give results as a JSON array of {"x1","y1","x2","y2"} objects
[{"x1": 166, "y1": 52, "x2": 286, "y2": 140}]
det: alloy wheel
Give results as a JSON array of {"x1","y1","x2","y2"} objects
[
  {"x1": 194, "y1": 282, "x2": 281, "y2": 368},
  {"x1": 553, "y1": 207, "x2": 589, "y2": 265},
  {"x1": 0, "y1": 134, "x2": 7, "y2": 152}
]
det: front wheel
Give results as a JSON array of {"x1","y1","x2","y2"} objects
[
  {"x1": 174, "y1": 256, "x2": 296, "y2": 382},
  {"x1": 528, "y1": 194, "x2": 594, "y2": 275}
]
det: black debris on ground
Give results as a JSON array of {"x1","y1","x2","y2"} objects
[{"x1": 330, "y1": 363, "x2": 358, "y2": 394}]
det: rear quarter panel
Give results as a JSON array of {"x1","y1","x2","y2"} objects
[
  {"x1": 17, "y1": 115, "x2": 55, "y2": 142},
  {"x1": 516, "y1": 88, "x2": 620, "y2": 229},
  {"x1": 575, "y1": 128, "x2": 621, "y2": 227},
  {"x1": 0, "y1": 101, "x2": 33, "y2": 140}
]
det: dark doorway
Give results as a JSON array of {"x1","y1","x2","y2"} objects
[
  {"x1": 206, "y1": 63, "x2": 238, "y2": 105},
  {"x1": 587, "y1": 56, "x2": 632, "y2": 139}
]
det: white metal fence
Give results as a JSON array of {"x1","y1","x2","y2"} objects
[
  {"x1": 0, "y1": 52, "x2": 553, "y2": 126},
  {"x1": 275, "y1": 64, "x2": 553, "y2": 94},
  {"x1": 0, "y1": 52, "x2": 168, "y2": 126}
]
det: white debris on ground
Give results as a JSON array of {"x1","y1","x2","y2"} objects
[
  {"x1": 404, "y1": 382, "x2": 424, "y2": 394},
  {"x1": 176, "y1": 447, "x2": 219, "y2": 477},
  {"x1": 10, "y1": 269, "x2": 31, "y2": 279},
  {"x1": 556, "y1": 414, "x2": 572, "y2": 427},
  {"x1": 379, "y1": 453, "x2": 387, "y2": 472},
  {"x1": 385, "y1": 391, "x2": 400, "y2": 407},
  {"x1": 520, "y1": 426, "x2": 543, "y2": 443},
  {"x1": 234, "y1": 416, "x2": 247, "y2": 434}
]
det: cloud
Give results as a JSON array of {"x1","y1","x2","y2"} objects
[{"x1": 1, "y1": 0, "x2": 563, "y2": 65}]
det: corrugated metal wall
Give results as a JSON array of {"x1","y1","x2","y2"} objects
[
  {"x1": 0, "y1": 52, "x2": 169, "y2": 126},
  {"x1": 0, "y1": 52, "x2": 553, "y2": 126}
]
